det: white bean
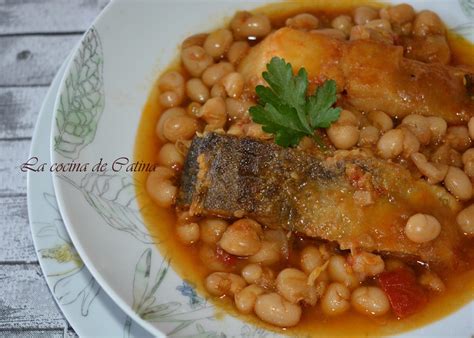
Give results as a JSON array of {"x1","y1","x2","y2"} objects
[
  {"x1": 181, "y1": 46, "x2": 213, "y2": 77},
  {"x1": 300, "y1": 246, "x2": 323, "y2": 275},
  {"x1": 157, "y1": 71, "x2": 185, "y2": 108},
  {"x1": 328, "y1": 255, "x2": 359, "y2": 288},
  {"x1": 243, "y1": 265, "x2": 275, "y2": 290},
  {"x1": 401, "y1": 128, "x2": 420, "y2": 158},
  {"x1": 199, "y1": 218, "x2": 228, "y2": 244},
  {"x1": 405, "y1": 213, "x2": 441, "y2": 243},
  {"x1": 327, "y1": 125, "x2": 359, "y2": 150},
  {"x1": 331, "y1": 15, "x2": 353, "y2": 36},
  {"x1": 462, "y1": 148, "x2": 474, "y2": 165},
  {"x1": 210, "y1": 83, "x2": 227, "y2": 98},
  {"x1": 358, "y1": 126, "x2": 380, "y2": 146},
  {"x1": 276, "y1": 268, "x2": 309, "y2": 304},
  {"x1": 464, "y1": 160, "x2": 474, "y2": 178},
  {"x1": 176, "y1": 222, "x2": 200, "y2": 245},
  {"x1": 181, "y1": 33, "x2": 208, "y2": 49},
  {"x1": 231, "y1": 12, "x2": 272, "y2": 39},
  {"x1": 411, "y1": 152, "x2": 448, "y2": 184},
  {"x1": 349, "y1": 252, "x2": 384, "y2": 280},
  {"x1": 444, "y1": 166, "x2": 472, "y2": 200},
  {"x1": 469, "y1": 117, "x2": 474, "y2": 140},
  {"x1": 321, "y1": 282, "x2": 351, "y2": 315},
  {"x1": 187, "y1": 102, "x2": 201, "y2": 118},
  {"x1": 254, "y1": 293, "x2": 302, "y2": 327},
  {"x1": 380, "y1": 4, "x2": 415, "y2": 25},
  {"x1": 456, "y1": 204, "x2": 474, "y2": 235},
  {"x1": 263, "y1": 229, "x2": 289, "y2": 260},
  {"x1": 354, "y1": 6, "x2": 379, "y2": 25},
  {"x1": 227, "y1": 41, "x2": 250, "y2": 65},
  {"x1": 368, "y1": 110, "x2": 393, "y2": 132},
  {"x1": 162, "y1": 115, "x2": 199, "y2": 142},
  {"x1": 198, "y1": 96, "x2": 227, "y2": 131},
  {"x1": 351, "y1": 286, "x2": 390, "y2": 316},
  {"x1": 146, "y1": 172, "x2": 176, "y2": 208},
  {"x1": 350, "y1": 25, "x2": 393, "y2": 44},
  {"x1": 199, "y1": 245, "x2": 232, "y2": 272},
  {"x1": 431, "y1": 144, "x2": 463, "y2": 168},
  {"x1": 221, "y1": 72, "x2": 244, "y2": 98},
  {"x1": 401, "y1": 115, "x2": 431, "y2": 145},
  {"x1": 385, "y1": 258, "x2": 406, "y2": 272},
  {"x1": 186, "y1": 78, "x2": 209, "y2": 103},
  {"x1": 286, "y1": 13, "x2": 320, "y2": 31},
  {"x1": 419, "y1": 271, "x2": 445, "y2": 292},
  {"x1": 427, "y1": 116, "x2": 447, "y2": 142},
  {"x1": 218, "y1": 219, "x2": 262, "y2": 256},
  {"x1": 248, "y1": 241, "x2": 281, "y2": 266},
  {"x1": 226, "y1": 98, "x2": 251, "y2": 120},
  {"x1": 365, "y1": 19, "x2": 392, "y2": 33},
  {"x1": 205, "y1": 272, "x2": 246, "y2": 296},
  {"x1": 148, "y1": 166, "x2": 174, "y2": 181},
  {"x1": 157, "y1": 143, "x2": 184, "y2": 169},
  {"x1": 159, "y1": 91, "x2": 182, "y2": 108},
  {"x1": 234, "y1": 284, "x2": 264, "y2": 314},
  {"x1": 202, "y1": 62, "x2": 234, "y2": 87},
  {"x1": 241, "y1": 263, "x2": 263, "y2": 284},
  {"x1": 377, "y1": 129, "x2": 404, "y2": 159},
  {"x1": 338, "y1": 110, "x2": 359, "y2": 126},
  {"x1": 203, "y1": 29, "x2": 233, "y2": 59},
  {"x1": 446, "y1": 126, "x2": 471, "y2": 152},
  {"x1": 155, "y1": 107, "x2": 186, "y2": 142},
  {"x1": 413, "y1": 10, "x2": 445, "y2": 37},
  {"x1": 244, "y1": 122, "x2": 272, "y2": 140}
]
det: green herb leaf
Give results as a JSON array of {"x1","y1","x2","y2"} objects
[
  {"x1": 249, "y1": 104, "x2": 307, "y2": 147},
  {"x1": 307, "y1": 79, "x2": 341, "y2": 129},
  {"x1": 250, "y1": 57, "x2": 341, "y2": 147},
  {"x1": 262, "y1": 57, "x2": 307, "y2": 110}
]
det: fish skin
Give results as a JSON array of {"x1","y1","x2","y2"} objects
[
  {"x1": 178, "y1": 133, "x2": 462, "y2": 267},
  {"x1": 238, "y1": 28, "x2": 474, "y2": 124}
]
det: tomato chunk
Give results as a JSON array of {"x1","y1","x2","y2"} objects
[
  {"x1": 378, "y1": 268, "x2": 427, "y2": 318},
  {"x1": 216, "y1": 246, "x2": 237, "y2": 266}
]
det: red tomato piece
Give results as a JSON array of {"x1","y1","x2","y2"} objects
[
  {"x1": 216, "y1": 246, "x2": 237, "y2": 266},
  {"x1": 378, "y1": 268, "x2": 427, "y2": 318}
]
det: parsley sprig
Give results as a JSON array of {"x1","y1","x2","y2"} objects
[{"x1": 249, "y1": 57, "x2": 341, "y2": 147}]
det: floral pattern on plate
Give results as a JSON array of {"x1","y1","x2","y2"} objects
[
  {"x1": 37, "y1": 192, "x2": 100, "y2": 317},
  {"x1": 54, "y1": 27, "x2": 105, "y2": 160},
  {"x1": 28, "y1": 56, "x2": 151, "y2": 337},
  {"x1": 58, "y1": 172, "x2": 156, "y2": 244}
]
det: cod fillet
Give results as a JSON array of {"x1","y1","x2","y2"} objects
[{"x1": 178, "y1": 133, "x2": 463, "y2": 267}]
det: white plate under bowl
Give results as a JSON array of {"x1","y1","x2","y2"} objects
[
  {"x1": 27, "y1": 53, "x2": 152, "y2": 337},
  {"x1": 49, "y1": 0, "x2": 474, "y2": 336}
]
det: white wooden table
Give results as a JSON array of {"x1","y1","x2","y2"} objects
[{"x1": 0, "y1": 1, "x2": 109, "y2": 335}]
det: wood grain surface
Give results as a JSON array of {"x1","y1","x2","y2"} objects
[
  {"x1": 0, "y1": 196, "x2": 36, "y2": 263},
  {"x1": 0, "y1": 264, "x2": 68, "y2": 330},
  {"x1": 0, "y1": 0, "x2": 109, "y2": 335},
  {"x1": 0, "y1": 0, "x2": 109, "y2": 34},
  {"x1": 0, "y1": 35, "x2": 78, "y2": 86},
  {"x1": 0, "y1": 87, "x2": 47, "y2": 139}
]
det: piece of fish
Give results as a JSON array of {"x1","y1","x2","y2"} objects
[
  {"x1": 178, "y1": 133, "x2": 463, "y2": 267},
  {"x1": 238, "y1": 28, "x2": 474, "y2": 124}
]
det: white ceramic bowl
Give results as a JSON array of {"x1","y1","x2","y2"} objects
[{"x1": 50, "y1": 0, "x2": 474, "y2": 336}]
